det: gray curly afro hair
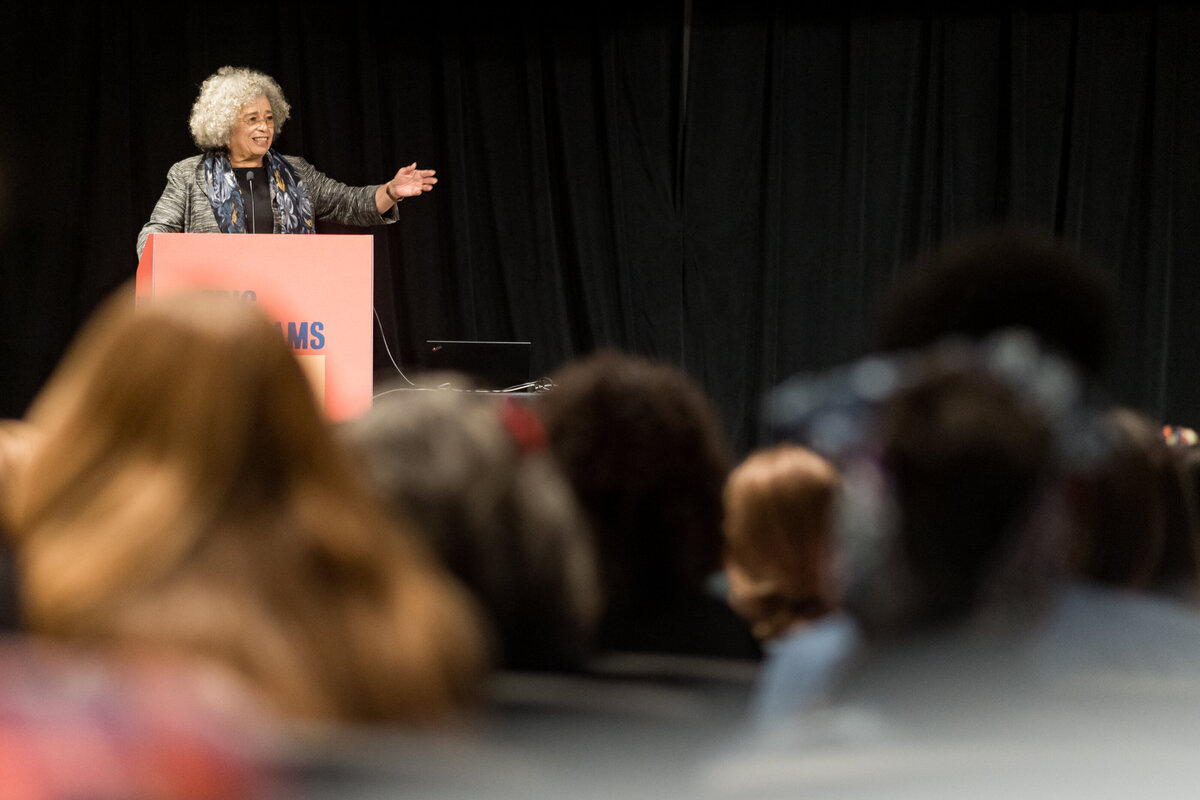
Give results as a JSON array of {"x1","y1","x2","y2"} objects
[{"x1": 188, "y1": 66, "x2": 291, "y2": 151}]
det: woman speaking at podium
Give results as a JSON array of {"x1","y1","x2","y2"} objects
[{"x1": 136, "y1": 66, "x2": 436, "y2": 257}]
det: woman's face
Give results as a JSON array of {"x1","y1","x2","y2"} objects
[{"x1": 227, "y1": 95, "x2": 274, "y2": 166}]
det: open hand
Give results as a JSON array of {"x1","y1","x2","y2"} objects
[{"x1": 387, "y1": 162, "x2": 437, "y2": 199}]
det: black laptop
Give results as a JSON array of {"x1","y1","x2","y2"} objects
[{"x1": 421, "y1": 340, "x2": 533, "y2": 390}]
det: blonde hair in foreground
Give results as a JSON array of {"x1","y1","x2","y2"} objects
[
  {"x1": 723, "y1": 444, "x2": 841, "y2": 640},
  {"x1": 0, "y1": 418, "x2": 38, "y2": 504},
  {"x1": 5, "y1": 289, "x2": 485, "y2": 723}
]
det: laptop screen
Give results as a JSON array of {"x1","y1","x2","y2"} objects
[{"x1": 421, "y1": 340, "x2": 533, "y2": 390}]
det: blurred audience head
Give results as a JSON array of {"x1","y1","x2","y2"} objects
[
  {"x1": 5, "y1": 290, "x2": 486, "y2": 723},
  {"x1": 873, "y1": 226, "x2": 1116, "y2": 377},
  {"x1": 772, "y1": 331, "x2": 1084, "y2": 639},
  {"x1": 0, "y1": 418, "x2": 36, "y2": 632},
  {"x1": 343, "y1": 381, "x2": 602, "y2": 672},
  {"x1": 0, "y1": 418, "x2": 37, "y2": 486},
  {"x1": 865, "y1": 361, "x2": 1058, "y2": 634},
  {"x1": 723, "y1": 444, "x2": 841, "y2": 642},
  {"x1": 1070, "y1": 407, "x2": 1200, "y2": 603},
  {"x1": 536, "y1": 350, "x2": 744, "y2": 653}
]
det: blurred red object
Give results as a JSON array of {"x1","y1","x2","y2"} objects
[
  {"x1": 0, "y1": 638, "x2": 283, "y2": 800},
  {"x1": 1163, "y1": 424, "x2": 1199, "y2": 447}
]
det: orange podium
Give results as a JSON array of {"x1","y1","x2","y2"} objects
[{"x1": 136, "y1": 233, "x2": 374, "y2": 420}]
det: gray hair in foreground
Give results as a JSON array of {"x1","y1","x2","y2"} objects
[{"x1": 188, "y1": 66, "x2": 291, "y2": 150}]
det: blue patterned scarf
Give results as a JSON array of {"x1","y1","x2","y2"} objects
[{"x1": 202, "y1": 149, "x2": 316, "y2": 234}]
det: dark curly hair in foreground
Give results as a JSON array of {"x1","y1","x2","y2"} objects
[
  {"x1": 536, "y1": 352, "x2": 734, "y2": 635},
  {"x1": 873, "y1": 226, "x2": 1116, "y2": 376}
]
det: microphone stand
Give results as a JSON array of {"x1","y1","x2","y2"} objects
[{"x1": 247, "y1": 170, "x2": 256, "y2": 233}]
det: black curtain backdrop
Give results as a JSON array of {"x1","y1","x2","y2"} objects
[{"x1": 2, "y1": 1, "x2": 1198, "y2": 455}]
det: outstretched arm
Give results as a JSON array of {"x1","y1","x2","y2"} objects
[{"x1": 375, "y1": 162, "x2": 437, "y2": 213}]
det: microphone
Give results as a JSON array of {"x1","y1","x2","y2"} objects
[{"x1": 246, "y1": 171, "x2": 256, "y2": 233}]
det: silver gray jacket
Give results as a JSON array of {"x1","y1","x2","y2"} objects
[{"x1": 136, "y1": 154, "x2": 399, "y2": 256}]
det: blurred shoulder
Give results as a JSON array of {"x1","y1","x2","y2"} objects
[
  {"x1": 279, "y1": 154, "x2": 315, "y2": 172},
  {"x1": 169, "y1": 155, "x2": 204, "y2": 173},
  {"x1": 163, "y1": 156, "x2": 204, "y2": 186}
]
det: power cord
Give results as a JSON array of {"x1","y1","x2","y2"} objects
[
  {"x1": 372, "y1": 305, "x2": 417, "y2": 391},
  {"x1": 371, "y1": 306, "x2": 555, "y2": 396}
]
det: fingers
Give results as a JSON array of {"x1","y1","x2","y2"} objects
[{"x1": 391, "y1": 162, "x2": 439, "y2": 195}]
